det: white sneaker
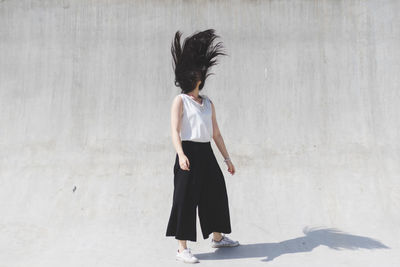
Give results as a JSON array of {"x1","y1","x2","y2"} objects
[
  {"x1": 176, "y1": 248, "x2": 199, "y2": 263},
  {"x1": 211, "y1": 234, "x2": 240, "y2": 248}
]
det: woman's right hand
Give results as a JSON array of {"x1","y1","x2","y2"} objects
[{"x1": 178, "y1": 154, "x2": 190, "y2": 171}]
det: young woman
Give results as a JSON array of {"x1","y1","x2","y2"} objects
[{"x1": 165, "y1": 29, "x2": 240, "y2": 263}]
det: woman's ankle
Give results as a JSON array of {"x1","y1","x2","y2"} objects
[{"x1": 213, "y1": 233, "x2": 223, "y2": 242}]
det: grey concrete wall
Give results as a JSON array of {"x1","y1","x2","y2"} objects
[{"x1": 0, "y1": 0, "x2": 399, "y2": 266}]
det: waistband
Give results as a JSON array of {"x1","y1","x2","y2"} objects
[{"x1": 182, "y1": 140, "x2": 211, "y2": 145}]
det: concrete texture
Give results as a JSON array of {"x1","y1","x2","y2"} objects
[{"x1": 0, "y1": 0, "x2": 399, "y2": 266}]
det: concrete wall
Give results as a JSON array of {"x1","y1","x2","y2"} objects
[{"x1": 0, "y1": 0, "x2": 399, "y2": 266}]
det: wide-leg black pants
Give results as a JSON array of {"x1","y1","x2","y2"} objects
[{"x1": 165, "y1": 140, "x2": 232, "y2": 242}]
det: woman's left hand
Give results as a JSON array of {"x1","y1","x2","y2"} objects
[{"x1": 226, "y1": 161, "x2": 235, "y2": 175}]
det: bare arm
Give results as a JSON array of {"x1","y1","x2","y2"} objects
[
  {"x1": 171, "y1": 95, "x2": 184, "y2": 156},
  {"x1": 210, "y1": 100, "x2": 235, "y2": 175},
  {"x1": 171, "y1": 95, "x2": 191, "y2": 170},
  {"x1": 210, "y1": 100, "x2": 230, "y2": 160}
]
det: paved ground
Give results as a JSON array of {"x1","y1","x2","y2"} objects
[{"x1": 1, "y1": 0, "x2": 399, "y2": 266}]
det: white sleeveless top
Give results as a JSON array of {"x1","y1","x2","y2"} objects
[{"x1": 179, "y1": 93, "x2": 213, "y2": 142}]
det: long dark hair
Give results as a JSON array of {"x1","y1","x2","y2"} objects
[{"x1": 171, "y1": 29, "x2": 227, "y2": 94}]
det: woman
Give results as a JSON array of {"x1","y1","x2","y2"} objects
[{"x1": 165, "y1": 29, "x2": 240, "y2": 264}]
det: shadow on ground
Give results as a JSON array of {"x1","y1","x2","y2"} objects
[{"x1": 195, "y1": 226, "x2": 390, "y2": 262}]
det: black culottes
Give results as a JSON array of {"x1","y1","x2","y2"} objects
[{"x1": 165, "y1": 140, "x2": 232, "y2": 242}]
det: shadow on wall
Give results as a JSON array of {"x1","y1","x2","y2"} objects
[{"x1": 195, "y1": 226, "x2": 390, "y2": 262}]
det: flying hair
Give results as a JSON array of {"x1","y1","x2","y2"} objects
[{"x1": 171, "y1": 29, "x2": 228, "y2": 93}]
